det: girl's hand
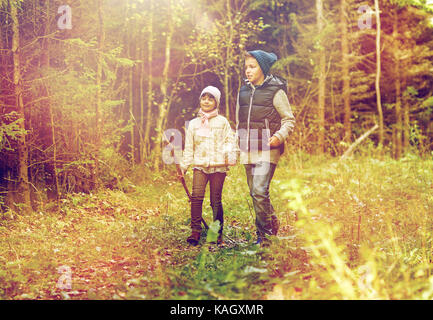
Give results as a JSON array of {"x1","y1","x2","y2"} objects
[
  {"x1": 269, "y1": 136, "x2": 281, "y2": 148},
  {"x1": 177, "y1": 169, "x2": 185, "y2": 180}
]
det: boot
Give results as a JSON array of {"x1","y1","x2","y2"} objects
[
  {"x1": 187, "y1": 231, "x2": 201, "y2": 246},
  {"x1": 217, "y1": 233, "x2": 223, "y2": 245}
]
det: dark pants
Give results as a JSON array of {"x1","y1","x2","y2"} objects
[
  {"x1": 191, "y1": 169, "x2": 226, "y2": 233},
  {"x1": 244, "y1": 162, "x2": 277, "y2": 238}
]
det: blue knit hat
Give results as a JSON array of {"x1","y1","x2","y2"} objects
[{"x1": 247, "y1": 50, "x2": 278, "y2": 75}]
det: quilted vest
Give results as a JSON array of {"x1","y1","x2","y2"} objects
[{"x1": 238, "y1": 75, "x2": 286, "y2": 154}]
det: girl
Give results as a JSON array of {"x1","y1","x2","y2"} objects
[{"x1": 180, "y1": 86, "x2": 236, "y2": 246}]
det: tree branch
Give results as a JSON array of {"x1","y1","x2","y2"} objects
[{"x1": 340, "y1": 124, "x2": 379, "y2": 160}]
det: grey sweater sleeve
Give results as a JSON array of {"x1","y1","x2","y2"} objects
[
  {"x1": 272, "y1": 89, "x2": 295, "y2": 142},
  {"x1": 235, "y1": 92, "x2": 240, "y2": 131}
]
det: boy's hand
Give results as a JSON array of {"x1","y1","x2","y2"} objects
[
  {"x1": 227, "y1": 156, "x2": 237, "y2": 166},
  {"x1": 269, "y1": 136, "x2": 281, "y2": 148}
]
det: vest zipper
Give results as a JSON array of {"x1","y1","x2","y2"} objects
[
  {"x1": 246, "y1": 86, "x2": 255, "y2": 152},
  {"x1": 265, "y1": 118, "x2": 270, "y2": 148}
]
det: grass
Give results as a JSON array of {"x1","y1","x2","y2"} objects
[{"x1": 1, "y1": 153, "x2": 433, "y2": 299}]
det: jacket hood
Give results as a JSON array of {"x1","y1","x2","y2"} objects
[{"x1": 244, "y1": 74, "x2": 285, "y2": 89}]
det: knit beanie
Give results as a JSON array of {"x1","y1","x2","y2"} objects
[
  {"x1": 200, "y1": 86, "x2": 221, "y2": 108},
  {"x1": 247, "y1": 50, "x2": 278, "y2": 75}
]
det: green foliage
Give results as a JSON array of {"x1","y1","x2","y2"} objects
[
  {"x1": 422, "y1": 96, "x2": 433, "y2": 109},
  {"x1": 3, "y1": 0, "x2": 433, "y2": 299},
  {"x1": 3, "y1": 155, "x2": 433, "y2": 299},
  {"x1": 273, "y1": 155, "x2": 433, "y2": 299},
  {"x1": 206, "y1": 220, "x2": 220, "y2": 243},
  {"x1": 0, "y1": 112, "x2": 26, "y2": 152},
  {"x1": 391, "y1": 0, "x2": 433, "y2": 13}
]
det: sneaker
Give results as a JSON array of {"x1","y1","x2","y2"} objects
[
  {"x1": 255, "y1": 237, "x2": 263, "y2": 245},
  {"x1": 255, "y1": 235, "x2": 270, "y2": 247},
  {"x1": 187, "y1": 231, "x2": 201, "y2": 246}
]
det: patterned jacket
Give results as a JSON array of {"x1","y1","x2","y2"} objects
[{"x1": 181, "y1": 115, "x2": 237, "y2": 172}]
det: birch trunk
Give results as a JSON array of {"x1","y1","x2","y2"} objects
[{"x1": 375, "y1": 0, "x2": 384, "y2": 147}]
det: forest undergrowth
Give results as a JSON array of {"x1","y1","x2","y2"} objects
[{"x1": 2, "y1": 152, "x2": 433, "y2": 300}]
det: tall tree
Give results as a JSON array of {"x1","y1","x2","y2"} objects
[
  {"x1": 139, "y1": 26, "x2": 145, "y2": 165},
  {"x1": 392, "y1": 8, "x2": 402, "y2": 158},
  {"x1": 316, "y1": 0, "x2": 326, "y2": 153},
  {"x1": 340, "y1": 0, "x2": 351, "y2": 143},
  {"x1": 375, "y1": 0, "x2": 384, "y2": 147},
  {"x1": 95, "y1": 0, "x2": 105, "y2": 186},
  {"x1": 223, "y1": 0, "x2": 234, "y2": 119},
  {"x1": 10, "y1": 0, "x2": 31, "y2": 212},
  {"x1": 126, "y1": 0, "x2": 135, "y2": 165},
  {"x1": 153, "y1": 0, "x2": 175, "y2": 171},
  {"x1": 42, "y1": 0, "x2": 60, "y2": 206},
  {"x1": 143, "y1": 0, "x2": 154, "y2": 163}
]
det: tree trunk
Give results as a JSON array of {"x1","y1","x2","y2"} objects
[
  {"x1": 402, "y1": 38, "x2": 410, "y2": 153},
  {"x1": 39, "y1": 0, "x2": 60, "y2": 207},
  {"x1": 143, "y1": 0, "x2": 154, "y2": 162},
  {"x1": 43, "y1": 0, "x2": 60, "y2": 207},
  {"x1": 224, "y1": 0, "x2": 233, "y2": 120},
  {"x1": 126, "y1": 0, "x2": 135, "y2": 165},
  {"x1": 223, "y1": 65, "x2": 230, "y2": 120},
  {"x1": 316, "y1": 0, "x2": 326, "y2": 153},
  {"x1": 96, "y1": 0, "x2": 104, "y2": 146},
  {"x1": 340, "y1": 0, "x2": 351, "y2": 144},
  {"x1": 402, "y1": 67, "x2": 410, "y2": 152},
  {"x1": 0, "y1": 6, "x2": 3, "y2": 109},
  {"x1": 153, "y1": 0, "x2": 174, "y2": 171},
  {"x1": 139, "y1": 29, "x2": 145, "y2": 165},
  {"x1": 375, "y1": 0, "x2": 384, "y2": 147},
  {"x1": 393, "y1": 10, "x2": 402, "y2": 159},
  {"x1": 95, "y1": 0, "x2": 104, "y2": 187},
  {"x1": 47, "y1": 85, "x2": 60, "y2": 209},
  {"x1": 10, "y1": 0, "x2": 31, "y2": 212}
]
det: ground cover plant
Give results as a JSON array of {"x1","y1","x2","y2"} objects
[{"x1": 2, "y1": 152, "x2": 433, "y2": 300}]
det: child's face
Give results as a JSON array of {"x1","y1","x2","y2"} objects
[
  {"x1": 200, "y1": 93, "x2": 217, "y2": 112},
  {"x1": 245, "y1": 56, "x2": 264, "y2": 86}
]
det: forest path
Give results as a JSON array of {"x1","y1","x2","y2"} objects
[
  {"x1": 1, "y1": 165, "x2": 309, "y2": 300},
  {"x1": 1, "y1": 191, "x2": 194, "y2": 299}
]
